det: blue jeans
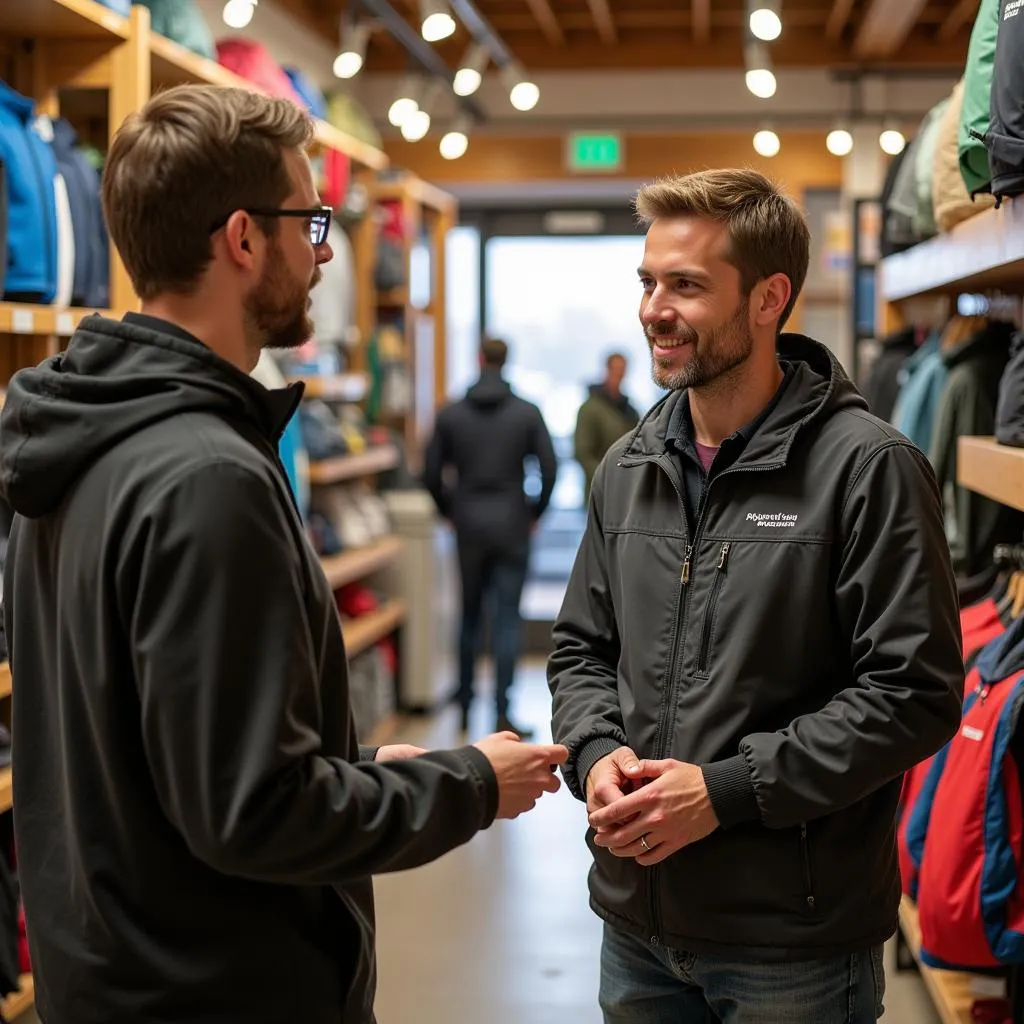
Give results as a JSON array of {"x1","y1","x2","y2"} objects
[{"x1": 599, "y1": 924, "x2": 886, "y2": 1024}]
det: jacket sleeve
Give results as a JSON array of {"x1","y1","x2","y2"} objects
[
  {"x1": 574, "y1": 402, "x2": 603, "y2": 483},
  {"x1": 423, "y1": 414, "x2": 451, "y2": 518},
  {"x1": 702, "y1": 441, "x2": 964, "y2": 830},
  {"x1": 548, "y1": 465, "x2": 628, "y2": 800},
  {"x1": 123, "y1": 459, "x2": 497, "y2": 885},
  {"x1": 530, "y1": 406, "x2": 558, "y2": 520}
]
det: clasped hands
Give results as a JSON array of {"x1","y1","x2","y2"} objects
[{"x1": 586, "y1": 746, "x2": 719, "y2": 867}]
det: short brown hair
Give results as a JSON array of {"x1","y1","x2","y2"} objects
[
  {"x1": 102, "y1": 84, "x2": 313, "y2": 300},
  {"x1": 480, "y1": 338, "x2": 508, "y2": 369},
  {"x1": 634, "y1": 169, "x2": 809, "y2": 329}
]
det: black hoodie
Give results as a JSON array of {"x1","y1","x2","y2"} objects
[
  {"x1": 423, "y1": 369, "x2": 557, "y2": 548},
  {"x1": 0, "y1": 315, "x2": 498, "y2": 1024},
  {"x1": 549, "y1": 334, "x2": 963, "y2": 958}
]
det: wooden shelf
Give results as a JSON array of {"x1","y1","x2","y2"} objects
[
  {"x1": 312, "y1": 120, "x2": 388, "y2": 172},
  {"x1": 376, "y1": 288, "x2": 409, "y2": 308},
  {"x1": 2, "y1": 974, "x2": 35, "y2": 1021},
  {"x1": 0, "y1": 664, "x2": 11, "y2": 702},
  {"x1": 320, "y1": 536, "x2": 404, "y2": 590},
  {"x1": 0, "y1": 768, "x2": 12, "y2": 815},
  {"x1": 899, "y1": 897, "x2": 978, "y2": 1024},
  {"x1": 2, "y1": 0, "x2": 129, "y2": 38},
  {"x1": 0, "y1": 303, "x2": 117, "y2": 337},
  {"x1": 957, "y1": 437, "x2": 1024, "y2": 513},
  {"x1": 291, "y1": 372, "x2": 368, "y2": 402},
  {"x1": 880, "y1": 199, "x2": 1024, "y2": 301},
  {"x1": 308, "y1": 445, "x2": 399, "y2": 486},
  {"x1": 342, "y1": 599, "x2": 406, "y2": 657},
  {"x1": 377, "y1": 176, "x2": 456, "y2": 215}
]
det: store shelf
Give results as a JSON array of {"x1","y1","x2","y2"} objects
[
  {"x1": 0, "y1": 664, "x2": 11, "y2": 701},
  {"x1": 291, "y1": 372, "x2": 368, "y2": 402},
  {"x1": 378, "y1": 177, "x2": 456, "y2": 215},
  {"x1": 342, "y1": 599, "x2": 406, "y2": 657},
  {"x1": 898, "y1": 898, "x2": 977, "y2": 1024},
  {"x1": 312, "y1": 120, "x2": 388, "y2": 172},
  {"x1": 2, "y1": 0, "x2": 129, "y2": 38},
  {"x1": 308, "y1": 445, "x2": 399, "y2": 486},
  {"x1": 320, "y1": 536, "x2": 404, "y2": 590},
  {"x1": 880, "y1": 199, "x2": 1024, "y2": 301},
  {"x1": 0, "y1": 768, "x2": 12, "y2": 815},
  {"x1": 0, "y1": 303, "x2": 114, "y2": 337},
  {"x1": 957, "y1": 437, "x2": 1024, "y2": 512},
  {"x1": 2, "y1": 974, "x2": 35, "y2": 1021}
]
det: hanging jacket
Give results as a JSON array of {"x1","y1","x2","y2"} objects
[
  {"x1": 0, "y1": 314, "x2": 498, "y2": 1024},
  {"x1": 930, "y1": 321, "x2": 1024, "y2": 575},
  {"x1": 0, "y1": 81, "x2": 57, "y2": 302},
  {"x1": 880, "y1": 147, "x2": 911, "y2": 257},
  {"x1": 885, "y1": 134, "x2": 923, "y2": 252},
  {"x1": 893, "y1": 332, "x2": 947, "y2": 454},
  {"x1": 987, "y1": 0, "x2": 1024, "y2": 201},
  {"x1": 550, "y1": 334, "x2": 963, "y2": 959},
  {"x1": 575, "y1": 383, "x2": 641, "y2": 502},
  {"x1": 861, "y1": 326, "x2": 917, "y2": 422},
  {"x1": 960, "y1": 0, "x2": 1000, "y2": 197},
  {"x1": 138, "y1": 0, "x2": 215, "y2": 59},
  {"x1": 996, "y1": 332, "x2": 1024, "y2": 447},
  {"x1": 49, "y1": 118, "x2": 108, "y2": 308},
  {"x1": 913, "y1": 98, "x2": 950, "y2": 240},
  {"x1": 933, "y1": 79, "x2": 996, "y2": 232},
  {"x1": 0, "y1": 157, "x2": 7, "y2": 297}
]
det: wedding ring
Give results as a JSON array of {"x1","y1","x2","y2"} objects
[{"x1": 640, "y1": 835, "x2": 651, "y2": 853}]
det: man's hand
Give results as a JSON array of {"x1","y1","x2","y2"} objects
[
  {"x1": 585, "y1": 746, "x2": 642, "y2": 816},
  {"x1": 474, "y1": 732, "x2": 569, "y2": 819},
  {"x1": 589, "y1": 759, "x2": 719, "y2": 866},
  {"x1": 375, "y1": 744, "x2": 428, "y2": 762}
]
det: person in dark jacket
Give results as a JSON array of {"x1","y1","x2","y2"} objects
[
  {"x1": 549, "y1": 169, "x2": 964, "y2": 1023},
  {"x1": 425, "y1": 338, "x2": 558, "y2": 738},
  {"x1": 0, "y1": 85, "x2": 567, "y2": 1024},
  {"x1": 575, "y1": 352, "x2": 640, "y2": 502}
]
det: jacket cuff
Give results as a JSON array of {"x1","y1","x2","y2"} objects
[
  {"x1": 574, "y1": 737, "x2": 626, "y2": 801},
  {"x1": 459, "y1": 745, "x2": 500, "y2": 828},
  {"x1": 701, "y1": 754, "x2": 760, "y2": 829},
  {"x1": 358, "y1": 745, "x2": 379, "y2": 763}
]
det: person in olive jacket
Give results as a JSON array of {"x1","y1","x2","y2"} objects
[
  {"x1": 549, "y1": 169, "x2": 964, "y2": 1023},
  {"x1": 0, "y1": 85, "x2": 566, "y2": 1024},
  {"x1": 575, "y1": 353, "x2": 640, "y2": 502}
]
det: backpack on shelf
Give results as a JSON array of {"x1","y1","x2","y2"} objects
[{"x1": 216, "y1": 39, "x2": 302, "y2": 105}]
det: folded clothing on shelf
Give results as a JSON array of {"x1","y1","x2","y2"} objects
[{"x1": 139, "y1": 0, "x2": 216, "y2": 59}]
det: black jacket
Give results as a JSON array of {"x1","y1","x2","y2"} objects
[
  {"x1": 424, "y1": 370, "x2": 557, "y2": 547},
  {"x1": 861, "y1": 326, "x2": 918, "y2": 422},
  {"x1": 986, "y1": 0, "x2": 1024, "y2": 202},
  {"x1": 0, "y1": 315, "x2": 498, "y2": 1024},
  {"x1": 549, "y1": 335, "x2": 963, "y2": 958}
]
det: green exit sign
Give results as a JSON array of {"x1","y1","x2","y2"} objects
[{"x1": 567, "y1": 132, "x2": 623, "y2": 173}]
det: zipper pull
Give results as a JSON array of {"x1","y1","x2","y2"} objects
[
  {"x1": 681, "y1": 546, "x2": 693, "y2": 585},
  {"x1": 717, "y1": 542, "x2": 731, "y2": 571}
]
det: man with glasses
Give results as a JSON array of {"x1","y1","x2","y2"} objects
[{"x1": 0, "y1": 85, "x2": 566, "y2": 1024}]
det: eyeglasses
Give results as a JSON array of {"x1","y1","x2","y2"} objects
[{"x1": 209, "y1": 206, "x2": 332, "y2": 246}]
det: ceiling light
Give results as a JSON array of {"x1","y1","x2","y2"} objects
[
  {"x1": 440, "y1": 119, "x2": 470, "y2": 160},
  {"x1": 744, "y1": 42, "x2": 776, "y2": 99},
  {"x1": 420, "y1": 0, "x2": 456, "y2": 42},
  {"x1": 880, "y1": 127, "x2": 906, "y2": 156},
  {"x1": 826, "y1": 128, "x2": 854, "y2": 156},
  {"x1": 388, "y1": 76, "x2": 420, "y2": 128},
  {"x1": 454, "y1": 42, "x2": 489, "y2": 97},
  {"x1": 501, "y1": 64, "x2": 540, "y2": 111},
  {"x1": 753, "y1": 129, "x2": 780, "y2": 157},
  {"x1": 401, "y1": 108, "x2": 431, "y2": 142},
  {"x1": 223, "y1": 0, "x2": 256, "y2": 29},
  {"x1": 333, "y1": 21, "x2": 370, "y2": 79},
  {"x1": 748, "y1": 0, "x2": 782, "y2": 41}
]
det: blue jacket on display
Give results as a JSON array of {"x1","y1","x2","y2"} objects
[{"x1": 0, "y1": 81, "x2": 58, "y2": 302}]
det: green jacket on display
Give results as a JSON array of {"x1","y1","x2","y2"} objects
[
  {"x1": 549, "y1": 335, "x2": 963, "y2": 959},
  {"x1": 575, "y1": 384, "x2": 641, "y2": 502},
  {"x1": 959, "y1": 0, "x2": 1000, "y2": 196}
]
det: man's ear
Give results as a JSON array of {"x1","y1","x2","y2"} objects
[
  {"x1": 752, "y1": 273, "x2": 792, "y2": 330},
  {"x1": 221, "y1": 210, "x2": 259, "y2": 270}
]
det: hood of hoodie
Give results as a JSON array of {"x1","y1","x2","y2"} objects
[
  {"x1": 465, "y1": 370, "x2": 513, "y2": 408},
  {"x1": 976, "y1": 611, "x2": 1024, "y2": 686},
  {"x1": 0, "y1": 315, "x2": 301, "y2": 519},
  {"x1": 0, "y1": 80, "x2": 34, "y2": 126},
  {"x1": 50, "y1": 116, "x2": 80, "y2": 156},
  {"x1": 622, "y1": 333, "x2": 867, "y2": 465}
]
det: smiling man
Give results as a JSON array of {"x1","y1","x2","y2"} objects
[{"x1": 548, "y1": 169, "x2": 964, "y2": 1023}]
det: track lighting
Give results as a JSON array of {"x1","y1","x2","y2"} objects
[
  {"x1": 388, "y1": 75, "x2": 421, "y2": 128},
  {"x1": 826, "y1": 128, "x2": 854, "y2": 156},
  {"x1": 440, "y1": 115, "x2": 472, "y2": 159},
  {"x1": 748, "y1": 0, "x2": 782, "y2": 41},
  {"x1": 223, "y1": 0, "x2": 257, "y2": 29},
  {"x1": 334, "y1": 21, "x2": 371, "y2": 79},
  {"x1": 420, "y1": 0, "x2": 456, "y2": 42},
  {"x1": 744, "y1": 41, "x2": 776, "y2": 99},
  {"x1": 753, "y1": 128, "x2": 780, "y2": 157},
  {"x1": 454, "y1": 42, "x2": 489, "y2": 97},
  {"x1": 501, "y1": 63, "x2": 540, "y2": 111}
]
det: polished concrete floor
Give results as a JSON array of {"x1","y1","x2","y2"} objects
[{"x1": 372, "y1": 662, "x2": 942, "y2": 1024}]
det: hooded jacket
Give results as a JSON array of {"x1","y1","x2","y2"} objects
[
  {"x1": 424, "y1": 370, "x2": 557, "y2": 548},
  {"x1": 549, "y1": 335, "x2": 963, "y2": 958},
  {"x1": 0, "y1": 315, "x2": 498, "y2": 1024},
  {"x1": 575, "y1": 383, "x2": 641, "y2": 502}
]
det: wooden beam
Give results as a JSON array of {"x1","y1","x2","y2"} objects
[
  {"x1": 524, "y1": 0, "x2": 565, "y2": 45},
  {"x1": 854, "y1": 0, "x2": 929, "y2": 57},
  {"x1": 692, "y1": 0, "x2": 710, "y2": 41},
  {"x1": 825, "y1": 0, "x2": 856, "y2": 41},
  {"x1": 939, "y1": 0, "x2": 980, "y2": 39},
  {"x1": 587, "y1": 0, "x2": 618, "y2": 43}
]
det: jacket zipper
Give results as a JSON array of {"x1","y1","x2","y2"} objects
[
  {"x1": 696, "y1": 542, "x2": 730, "y2": 674},
  {"x1": 799, "y1": 823, "x2": 816, "y2": 911}
]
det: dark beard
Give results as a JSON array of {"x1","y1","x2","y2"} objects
[
  {"x1": 245, "y1": 242, "x2": 321, "y2": 352},
  {"x1": 647, "y1": 301, "x2": 753, "y2": 393}
]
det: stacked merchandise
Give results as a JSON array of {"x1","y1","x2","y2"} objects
[
  {"x1": 0, "y1": 82, "x2": 109, "y2": 307},
  {"x1": 137, "y1": 0, "x2": 215, "y2": 58}
]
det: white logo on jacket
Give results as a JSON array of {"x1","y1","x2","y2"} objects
[{"x1": 746, "y1": 512, "x2": 798, "y2": 529}]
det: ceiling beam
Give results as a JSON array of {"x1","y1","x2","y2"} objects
[
  {"x1": 854, "y1": 0, "x2": 929, "y2": 57},
  {"x1": 939, "y1": 0, "x2": 980, "y2": 39},
  {"x1": 586, "y1": 0, "x2": 618, "y2": 43},
  {"x1": 523, "y1": 0, "x2": 565, "y2": 45},
  {"x1": 692, "y1": 0, "x2": 710, "y2": 42},
  {"x1": 825, "y1": 0, "x2": 855, "y2": 41}
]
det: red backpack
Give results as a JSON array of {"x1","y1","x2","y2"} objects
[{"x1": 215, "y1": 39, "x2": 302, "y2": 106}]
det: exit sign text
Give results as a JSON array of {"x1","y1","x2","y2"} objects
[{"x1": 567, "y1": 132, "x2": 623, "y2": 173}]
